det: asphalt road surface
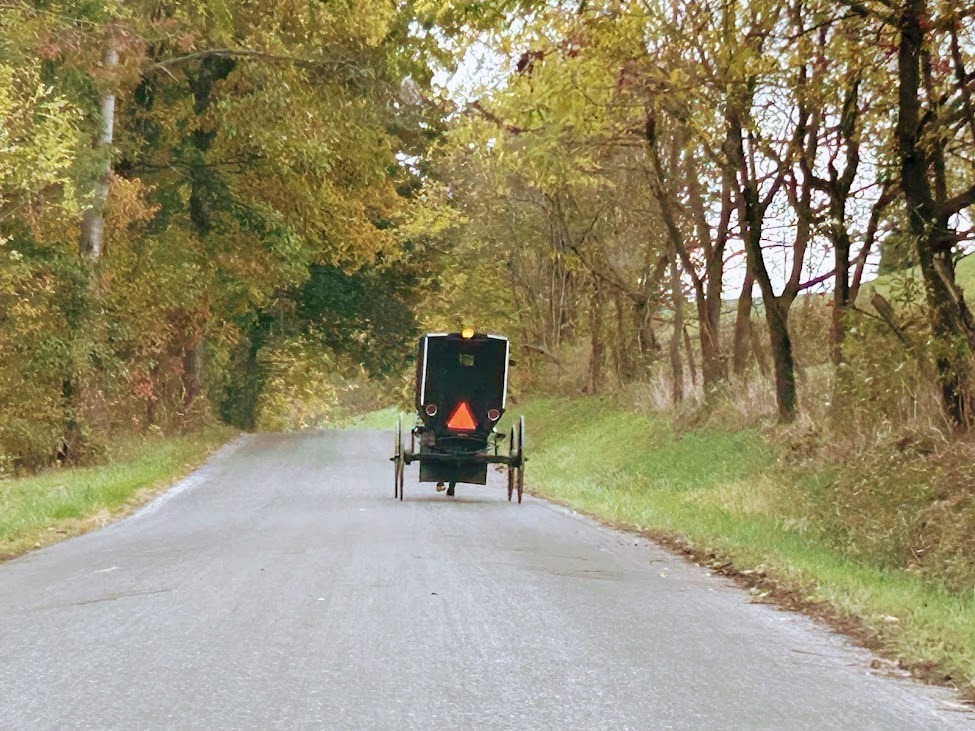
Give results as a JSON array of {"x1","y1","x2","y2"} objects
[{"x1": 1, "y1": 430, "x2": 971, "y2": 730}]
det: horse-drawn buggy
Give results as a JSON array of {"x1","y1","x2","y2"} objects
[{"x1": 392, "y1": 329, "x2": 525, "y2": 502}]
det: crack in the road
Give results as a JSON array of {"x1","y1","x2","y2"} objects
[{"x1": 33, "y1": 587, "x2": 173, "y2": 611}]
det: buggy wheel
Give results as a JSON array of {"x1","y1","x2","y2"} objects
[
  {"x1": 507, "y1": 426, "x2": 516, "y2": 501},
  {"x1": 394, "y1": 414, "x2": 405, "y2": 500},
  {"x1": 393, "y1": 416, "x2": 401, "y2": 498},
  {"x1": 517, "y1": 416, "x2": 525, "y2": 503}
]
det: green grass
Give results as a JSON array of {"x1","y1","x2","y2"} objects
[
  {"x1": 0, "y1": 427, "x2": 236, "y2": 559},
  {"x1": 504, "y1": 397, "x2": 975, "y2": 692},
  {"x1": 335, "y1": 406, "x2": 406, "y2": 430},
  {"x1": 863, "y1": 252, "x2": 975, "y2": 303}
]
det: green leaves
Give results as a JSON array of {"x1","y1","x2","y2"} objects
[
  {"x1": 0, "y1": 0, "x2": 446, "y2": 460},
  {"x1": 0, "y1": 63, "x2": 82, "y2": 223}
]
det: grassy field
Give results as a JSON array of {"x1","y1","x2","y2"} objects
[
  {"x1": 859, "y1": 252, "x2": 975, "y2": 303},
  {"x1": 0, "y1": 428, "x2": 236, "y2": 560},
  {"x1": 499, "y1": 397, "x2": 975, "y2": 695}
]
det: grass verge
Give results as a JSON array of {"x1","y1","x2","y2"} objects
[
  {"x1": 334, "y1": 406, "x2": 405, "y2": 430},
  {"x1": 501, "y1": 397, "x2": 975, "y2": 697},
  {"x1": 0, "y1": 427, "x2": 237, "y2": 560}
]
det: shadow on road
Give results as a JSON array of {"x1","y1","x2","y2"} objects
[{"x1": 402, "y1": 495, "x2": 499, "y2": 505}]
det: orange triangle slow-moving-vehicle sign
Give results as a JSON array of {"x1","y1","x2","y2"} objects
[{"x1": 446, "y1": 402, "x2": 477, "y2": 431}]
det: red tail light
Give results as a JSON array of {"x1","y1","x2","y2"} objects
[
  {"x1": 446, "y1": 402, "x2": 477, "y2": 431},
  {"x1": 425, "y1": 404, "x2": 438, "y2": 416},
  {"x1": 487, "y1": 408, "x2": 500, "y2": 421}
]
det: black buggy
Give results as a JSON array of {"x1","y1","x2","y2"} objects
[{"x1": 391, "y1": 330, "x2": 525, "y2": 502}]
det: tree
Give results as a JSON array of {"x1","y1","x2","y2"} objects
[
  {"x1": 891, "y1": 0, "x2": 975, "y2": 427},
  {"x1": 0, "y1": 0, "x2": 448, "y2": 460}
]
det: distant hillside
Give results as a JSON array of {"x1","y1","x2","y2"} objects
[{"x1": 862, "y1": 253, "x2": 975, "y2": 304}]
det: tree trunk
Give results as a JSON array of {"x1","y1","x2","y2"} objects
[
  {"x1": 187, "y1": 55, "x2": 236, "y2": 235},
  {"x1": 635, "y1": 253, "x2": 668, "y2": 365},
  {"x1": 669, "y1": 258, "x2": 684, "y2": 405},
  {"x1": 917, "y1": 231, "x2": 975, "y2": 426},
  {"x1": 764, "y1": 298, "x2": 797, "y2": 420},
  {"x1": 220, "y1": 325, "x2": 266, "y2": 430},
  {"x1": 697, "y1": 204, "x2": 728, "y2": 389},
  {"x1": 182, "y1": 56, "x2": 236, "y2": 413},
  {"x1": 182, "y1": 343, "x2": 204, "y2": 411},
  {"x1": 733, "y1": 268, "x2": 754, "y2": 376},
  {"x1": 896, "y1": 0, "x2": 975, "y2": 427},
  {"x1": 613, "y1": 293, "x2": 633, "y2": 383},
  {"x1": 636, "y1": 298, "x2": 660, "y2": 364},
  {"x1": 731, "y1": 124, "x2": 798, "y2": 420},
  {"x1": 698, "y1": 271, "x2": 725, "y2": 388},
  {"x1": 749, "y1": 319, "x2": 770, "y2": 377},
  {"x1": 686, "y1": 150, "x2": 731, "y2": 391},
  {"x1": 645, "y1": 113, "x2": 726, "y2": 393},
  {"x1": 682, "y1": 325, "x2": 698, "y2": 389},
  {"x1": 587, "y1": 279, "x2": 605, "y2": 395},
  {"x1": 79, "y1": 39, "x2": 118, "y2": 259},
  {"x1": 823, "y1": 75, "x2": 863, "y2": 368},
  {"x1": 146, "y1": 362, "x2": 161, "y2": 428},
  {"x1": 831, "y1": 229, "x2": 852, "y2": 366}
]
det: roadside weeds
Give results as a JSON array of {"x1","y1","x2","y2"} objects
[
  {"x1": 0, "y1": 428, "x2": 237, "y2": 562},
  {"x1": 503, "y1": 397, "x2": 975, "y2": 703}
]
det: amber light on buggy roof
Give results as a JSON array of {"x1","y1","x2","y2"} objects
[
  {"x1": 446, "y1": 402, "x2": 477, "y2": 431},
  {"x1": 461, "y1": 327, "x2": 475, "y2": 339}
]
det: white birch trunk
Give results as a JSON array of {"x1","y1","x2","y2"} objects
[{"x1": 80, "y1": 40, "x2": 118, "y2": 259}]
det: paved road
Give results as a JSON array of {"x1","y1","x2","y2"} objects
[{"x1": 0, "y1": 431, "x2": 971, "y2": 730}]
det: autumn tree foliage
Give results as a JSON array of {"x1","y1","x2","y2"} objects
[
  {"x1": 4, "y1": 0, "x2": 975, "y2": 469},
  {"x1": 0, "y1": 0, "x2": 447, "y2": 467},
  {"x1": 416, "y1": 0, "x2": 975, "y2": 430}
]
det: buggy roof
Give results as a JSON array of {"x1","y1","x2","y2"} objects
[{"x1": 416, "y1": 332, "x2": 510, "y2": 413}]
